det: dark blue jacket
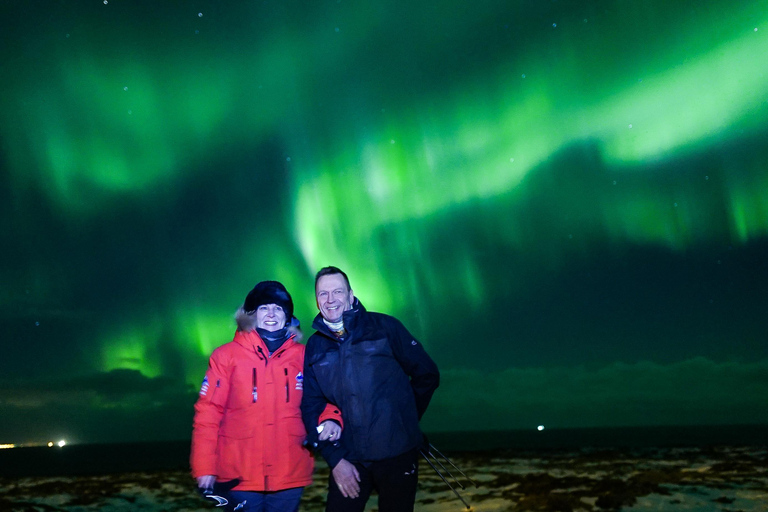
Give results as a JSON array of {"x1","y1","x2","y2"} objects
[{"x1": 300, "y1": 299, "x2": 439, "y2": 468}]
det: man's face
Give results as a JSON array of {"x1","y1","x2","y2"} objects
[
  {"x1": 316, "y1": 273, "x2": 354, "y2": 323},
  {"x1": 255, "y1": 304, "x2": 287, "y2": 332}
]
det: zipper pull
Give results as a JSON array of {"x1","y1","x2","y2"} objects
[
  {"x1": 254, "y1": 345, "x2": 266, "y2": 361},
  {"x1": 252, "y1": 368, "x2": 258, "y2": 403}
]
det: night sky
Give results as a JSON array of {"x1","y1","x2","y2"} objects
[{"x1": 2, "y1": 0, "x2": 767, "y2": 445}]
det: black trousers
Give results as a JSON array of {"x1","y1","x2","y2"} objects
[{"x1": 325, "y1": 449, "x2": 419, "y2": 512}]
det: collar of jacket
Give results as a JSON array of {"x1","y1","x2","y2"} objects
[
  {"x1": 233, "y1": 329, "x2": 295, "y2": 357},
  {"x1": 311, "y1": 298, "x2": 365, "y2": 338}
]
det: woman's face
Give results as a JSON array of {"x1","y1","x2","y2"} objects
[{"x1": 255, "y1": 303, "x2": 287, "y2": 331}]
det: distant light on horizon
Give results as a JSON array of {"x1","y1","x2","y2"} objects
[
  {"x1": 537, "y1": 425, "x2": 545, "y2": 431},
  {"x1": 57, "y1": 440, "x2": 67, "y2": 447},
  {"x1": 0, "y1": 443, "x2": 16, "y2": 449}
]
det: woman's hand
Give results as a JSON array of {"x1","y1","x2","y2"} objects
[
  {"x1": 318, "y1": 420, "x2": 342, "y2": 441},
  {"x1": 197, "y1": 475, "x2": 216, "y2": 490}
]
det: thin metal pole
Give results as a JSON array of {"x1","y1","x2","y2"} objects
[
  {"x1": 420, "y1": 450, "x2": 471, "y2": 510},
  {"x1": 430, "y1": 443, "x2": 478, "y2": 487},
  {"x1": 425, "y1": 447, "x2": 465, "y2": 489}
]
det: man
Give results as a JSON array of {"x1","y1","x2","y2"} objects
[{"x1": 301, "y1": 266, "x2": 440, "y2": 512}]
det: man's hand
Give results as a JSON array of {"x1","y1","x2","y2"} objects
[
  {"x1": 196, "y1": 474, "x2": 215, "y2": 490},
  {"x1": 318, "y1": 420, "x2": 342, "y2": 442},
  {"x1": 332, "y1": 459, "x2": 360, "y2": 499}
]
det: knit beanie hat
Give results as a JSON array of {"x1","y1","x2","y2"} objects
[{"x1": 243, "y1": 281, "x2": 294, "y2": 320}]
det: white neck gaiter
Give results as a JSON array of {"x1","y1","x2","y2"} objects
[{"x1": 323, "y1": 318, "x2": 345, "y2": 332}]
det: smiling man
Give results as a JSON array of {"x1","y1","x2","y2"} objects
[{"x1": 301, "y1": 266, "x2": 440, "y2": 512}]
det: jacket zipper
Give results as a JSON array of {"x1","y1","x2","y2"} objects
[
  {"x1": 252, "y1": 368, "x2": 258, "y2": 403},
  {"x1": 251, "y1": 344, "x2": 265, "y2": 403},
  {"x1": 284, "y1": 368, "x2": 289, "y2": 402}
]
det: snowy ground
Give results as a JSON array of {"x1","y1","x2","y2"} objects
[{"x1": 1, "y1": 445, "x2": 766, "y2": 511}]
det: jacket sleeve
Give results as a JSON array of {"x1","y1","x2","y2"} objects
[
  {"x1": 388, "y1": 317, "x2": 440, "y2": 420},
  {"x1": 190, "y1": 349, "x2": 231, "y2": 478},
  {"x1": 300, "y1": 341, "x2": 349, "y2": 468},
  {"x1": 319, "y1": 403, "x2": 343, "y2": 429}
]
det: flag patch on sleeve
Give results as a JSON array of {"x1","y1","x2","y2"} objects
[{"x1": 295, "y1": 371, "x2": 304, "y2": 390}]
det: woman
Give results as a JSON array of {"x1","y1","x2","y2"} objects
[{"x1": 191, "y1": 280, "x2": 342, "y2": 512}]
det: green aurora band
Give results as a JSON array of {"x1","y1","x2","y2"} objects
[{"x1": 1, "y1": 0, "x2": 767, "y2": 440}]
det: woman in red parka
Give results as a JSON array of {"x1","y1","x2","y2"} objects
[{"x1": 191, "y1": 281, "x2": 342, "y2": 512}]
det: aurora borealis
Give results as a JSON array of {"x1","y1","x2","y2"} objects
[{"x1": 1, "y1": 0, "x2": 767, "y2": 444}]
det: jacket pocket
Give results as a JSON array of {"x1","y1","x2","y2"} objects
[
  {"x1": 308, "y1": 350, "x2": 340, "y2": 391},
  {"x1": 209, "y1": 378, "x2": 228, "y2": 407},
  {"x1": 219, "y1": 409, "x2": 254, "y2": 440},
  {"x1": 216, "y1": 435, "x2": 249, "y2": 481}
]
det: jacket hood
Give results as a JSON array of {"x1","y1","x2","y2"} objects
[{"x1": 235, "y1": 307, "x2": 258, "y2": 331}]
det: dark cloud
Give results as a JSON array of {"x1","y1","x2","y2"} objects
[
  {"x1": 0, "y1": 370, "x2": 197, "y2": 444},
  {"x1": 424, "y1": 357, "x2": 768, "y2": 432}
]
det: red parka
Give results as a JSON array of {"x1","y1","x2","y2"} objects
[{"x1": 190, "y1": 329, "x2": 340, "y2": 491}]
